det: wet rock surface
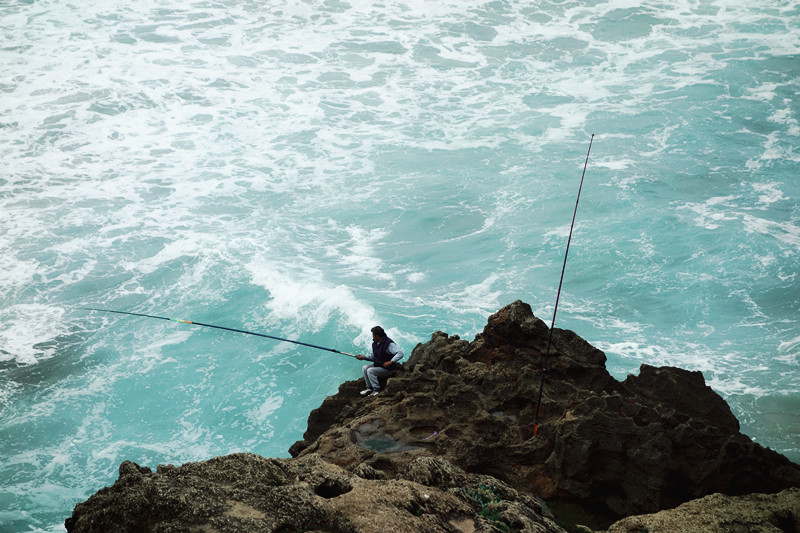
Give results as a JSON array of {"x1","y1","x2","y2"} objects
[
  {"x1": 291, "y1": 300, "x2": 800, "y2": 520},
  {"x1": 66, "y1": 300, "x2": 800, "y2": 532}
]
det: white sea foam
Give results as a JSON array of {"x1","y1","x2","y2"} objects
[
  {"x1": 130, "y1": 329, "x2": 193, "y2": 370},
  {"x1": 0, "y1": 254, "x2": 38, "y2": 301},
  {"x1": 413, "y1": 274, "x2": 502, "y2": 323},
  {"x1": 593, "y1": 158, "x2": 634, "y2": 171},
  {"x1": 326, "y1": 224, "x2": 393, "y2": 281},
  {"x1": 778, "y1": 336, "x2": 800, "y2": 354},
  {"x1": 752, "y1": 182, "x2": 788, "y2": 207},
  {"x1": 769, "y1": 107, "x2": 800, "y2": 133},
  {"x1": 246, "y1": 257, "x2": 377, "y2": 337},
  {"x1": 707, "y1": 374, "x2": 774, "y2": 397},
  {"x1": 542, "y1": 224, "x2": 574, "y2": 242},
  {"x1": 741, "y1": 214, "x2": 800, "y2": 251},
  {"x1": 245, "y1": 394, "x2": 284, "y2": 426},
  {"x1": 122, "y1": 239, "x2": 194, "y2": 276},
  {"x1": 0, "y1": 305, "x2": 67, "y2": 364},
  {"x1": 745, "y1": 128, "x2": 800, "y2": 170},
  {"x1": 599, "y1": 338, "x2": 754, "y2": 394},
  {"x1": 776, "y1": 337, "x2": 800, "y2": 366},
  {"x1": 676, "y1": 196, "x2": 739, "y2": 230}
]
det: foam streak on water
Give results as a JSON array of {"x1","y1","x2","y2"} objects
[{"x1": 1, "y1": 0, "x2": 799, "y2": 530}]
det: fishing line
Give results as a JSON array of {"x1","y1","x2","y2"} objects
[
  {"x1": 76, "y1": 307, "x2": 358, "y2": 358},
  {"x1": 532, "y1": 134, "x2": 595, "y2": 436}
]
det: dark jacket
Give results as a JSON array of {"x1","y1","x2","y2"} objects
[{"x1": 371, "y1": 337, "x2": 397, "y2": 370}]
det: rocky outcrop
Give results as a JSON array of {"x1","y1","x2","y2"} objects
[
  {"x1": 604, "y1": 487, "x2": 800, "y2": 533},
  {"x1": 289, "y1": 300, "x2": 800, "y2": 520},
  {"x1": 65, "y1": 300, "x2": 800, "y2": 532},
  {"x1": 65, "y1": 453, "x2": 565, "y2": 532}
]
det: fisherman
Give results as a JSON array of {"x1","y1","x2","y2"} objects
[{"x1": 356, "y1": 326, "x2": 404, "y2": 396}]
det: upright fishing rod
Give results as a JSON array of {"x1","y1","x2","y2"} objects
[
  {"x1": 532, "y1": 134, "x2": 594, "y2": 436},
  {"x1": 77, "y1": 307, "x2": 359, "y2": 358}
]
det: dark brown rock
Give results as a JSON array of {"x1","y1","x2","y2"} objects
[
  {"x1": 66, "y1": 300, "x2": 800, "y2": 532},
  {"x1": 290, "y1": 300, "x2": 800, "y2": 520},
  {"x1": 603, "y1": 487, "x2": 800, "y2": 533}
]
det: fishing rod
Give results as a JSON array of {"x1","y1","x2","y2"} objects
[
  {"x1": 76, "y1": 307, "x2": 359, "y2": 358},
  {"x1": 532, "y1": 134, "x2": 594, "y2": 436}
]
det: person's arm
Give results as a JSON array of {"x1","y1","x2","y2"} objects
[{"x1": 383, "y1": 343, "x2": 404, "y2": 367}]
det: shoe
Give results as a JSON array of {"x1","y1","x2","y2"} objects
[
  {"x1": 370, "y1": 391, "x2": 380, "y2": 396},
  {"x1": 360, "y1": 389, "x2": 373, "y2": 396}
]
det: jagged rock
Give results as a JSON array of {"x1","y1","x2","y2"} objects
[
  {"x1": 289, "y1": 300, "x2": 800, "y2": 521},
  {"x1": 65, "y1": 452, "x2": 564, "y2": 533},
  {"x1": 66, "y1": 300, "x2": 800, "y2": 531},
  {"x1": 603, "y1": 487, "x2": 800, "y2": 532}
]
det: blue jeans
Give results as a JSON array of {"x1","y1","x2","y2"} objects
[{"x1": 362, "y1": 364, "x2": 394, "y2": 391}]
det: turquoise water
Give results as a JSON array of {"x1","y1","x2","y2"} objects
[{"x1": 1, "y1": 0, "x2": 799, "y2": 530}]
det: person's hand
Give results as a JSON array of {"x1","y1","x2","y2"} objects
[
  {"x1": 383, "y1": 361, "x2": 392, "y2": 368},
  {"x1": 356, "y1": 354, "x2": 364, "y2": 360}
]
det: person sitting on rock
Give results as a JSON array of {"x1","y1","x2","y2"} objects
[{"x1": 356, "y1": 326, "x2": 404, "y2": 397}]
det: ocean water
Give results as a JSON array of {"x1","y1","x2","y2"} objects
[{"x1": 1, "y1": 0, "x2": 798, "y2": 530}]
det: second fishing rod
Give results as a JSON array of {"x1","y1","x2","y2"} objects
[{"x1": 532, "y1": 133, "x2": 595, "y2": 436}]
